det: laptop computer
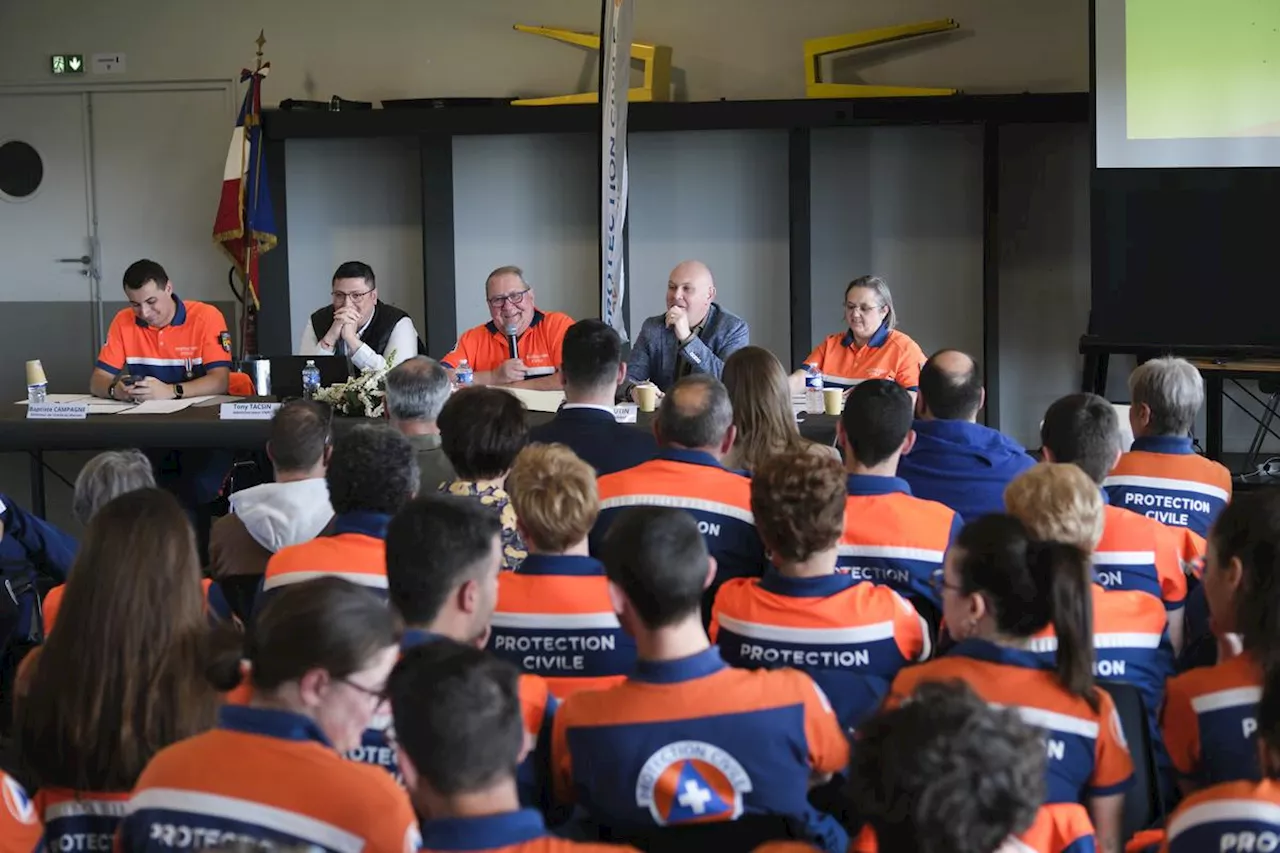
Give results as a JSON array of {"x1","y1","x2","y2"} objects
[{"x1": 268, "y1": 355, "x2": 352, "y2": 399}]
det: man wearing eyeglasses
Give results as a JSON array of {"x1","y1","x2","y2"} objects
[
  {"x1": 440, "y1": 266, "x2": 574, "y2": 388},
  {"x1": 298, "y1": 261, "x2": 423, "y2": 372}
]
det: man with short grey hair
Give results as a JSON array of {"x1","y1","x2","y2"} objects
[
  {"x1": 385, "y1": 356, "x2": 455, "y2": 494},
  {"x1": 72, "y1": 449, "x2": 155, "y2": 526},
  {"x1": 591, "y1": 374, "x2": 766, "y2": 610},
  {"x1": 1104, "y1": 357, "x2": 1232, "y2": 539}
]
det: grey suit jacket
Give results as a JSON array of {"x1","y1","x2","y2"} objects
[{"x1": 623, "y1": 302, "x2": 749, "y2": 393}]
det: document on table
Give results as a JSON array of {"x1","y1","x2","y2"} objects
[
  {"x1": 14, "y1": 393, "x2": 94, "y2": 405},
  {"x1": 500, "y1": 387, "x2": 565, "y2": 413},
  {"x1": 114, "y1": 395, "x2": 216, "y2": 415},
  {"x1": 86, "y1": 402, "x2": 137, "y2": 414}
]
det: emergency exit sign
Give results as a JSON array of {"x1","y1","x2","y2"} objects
[{"x1": 50, "y1": 54, "x2": 85, "y2": 75}]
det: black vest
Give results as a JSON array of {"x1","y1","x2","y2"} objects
[{"x1": 310, "y1": 303, "x2": 424, "y2": 359}]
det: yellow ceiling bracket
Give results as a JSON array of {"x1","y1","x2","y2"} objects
[
  {"x1": 511, "y1": 24, "x2": 672, "y2": 106},
  {"x1": 804, "y1": 18, "x2": 960, "y2": 99}
]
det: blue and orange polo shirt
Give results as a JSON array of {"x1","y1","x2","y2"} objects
[
  {"x1": 441, "y1": 310, "x2": 575, "y2": 374},
  {"x1": 1103, "y1": 436, "x2": 1232, "y2": 540},
  {"x1": 95, "y1": 296, "x2": 231, "y2": 384},
  {"x1": 1163, "y1": 779, "x2": 1280, "y2": 853},
  {"x1": 1162, "y1": 651, "x2": 1263, "y2": 790},
  {"x1": 802, "y1": 323, "x2": 926, "y2": 392},
  {"x1": 261, "y1": 511, "x2": 390, "y2": 606}
]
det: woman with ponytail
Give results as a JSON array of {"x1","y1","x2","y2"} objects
[
  {"x1": 1161, "y1": 489, "x2": 1280, "y2": 795},
  {"x1": 889, "y1": 514, "x2": 1132, "y2": 853}
]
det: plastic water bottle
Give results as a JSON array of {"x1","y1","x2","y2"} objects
[
  {"x1": 804, "y1": 364, "x2": 824, "y2": 415},
  {"x1": 26, "y1": 382, "x2": 46, "y2": 405},
  {"x1": 301, "y1": 359, "x2": 321, "y2": 400},
  {"x1": 455, "y1": 359, "x2": 474, "y2": 388}
]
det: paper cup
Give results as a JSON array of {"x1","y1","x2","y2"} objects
[
  {"x1": 25, "y1": 359, "x2": 46, "y2": 386},
  {"x1": 635, "y1": 383, "x2": 658, "y2": 413},
  {"x1": 823, "y1": 387, "x2": 844, "y2": 416}
]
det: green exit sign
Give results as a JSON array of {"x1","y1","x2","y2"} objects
[{"x1": 50, "y1": 55, "x2": 84, "y2": 75}]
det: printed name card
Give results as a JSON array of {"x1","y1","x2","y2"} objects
[
  {"x1": 613, "y1": 403, "x2": 638, "y2": 424},
  {"x1": 27, "y1": 403, "x2": 88, "y2": 420},
  {"x1": 220, "y1": 402, "x2": 281, "y2": 420}
]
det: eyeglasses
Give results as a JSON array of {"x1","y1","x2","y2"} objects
[
  {"x1": 487, "y1": 289, "x2": 530, "y2": 309},
  {"x1": 332, "y1": 288, "x2": 375, "y2": 305},
  {"x1": 338, "y1": 676, "x2": 386, "y2": 704},
  {"x1": 845, "y1": 302, "x2": 884, "y2": 314},
  {"x1": 930, "y1": 568, "x2": 963, "y2": 597}
]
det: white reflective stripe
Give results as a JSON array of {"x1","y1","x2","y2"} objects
[
  {"x1": 1094, "y1": 632, "x2": 1164, "y2": 649},
  {"x1": 1190, "y1": 686, "x2": 1262, "y2": 714},
  {"x1": 600, "y1": 494, "x2": 754, "y2": 525},
  {"x1": 997, "y1": 836, "x2": 1039, "y2": 853},
  {"x1": 126, "y1": 788, "x2": 366, "y2": 853},
  {"x1": 715, "y1": 614, "x2": 895, "y2": 645},
  {"x1": 1011, "y1": 636, "x2": 1059, "y2": 654},
  {"x1": 44, "y1": 799, "x2": 127, "y2": 820},
  {"x1": 490, "y1": 611, "x2": 621, "y2": 630},
  {"x1": 1102, "y1": 475, "x2": 1229, "y2": 503},
  {"x1": 1091, "y1": 551, "x2": 1156, "y2": 566},
  {"x1": 126, "y1": 357, "x2": 205, "y2": 367},
  {"x1": 263, "y1": 571, "x2": 388, "y2": 591},
  {"x1": 999, "y1": 705, "x2": 1100, "y2": 739},
  {"x1": 837, "y1": 544, "x2": 945, "y2": 562},
  {"x1": 821, "y1": 375, "x2": 864, "y2": 388},
  {"x1": 1167, "y1": 797, "x2": 1280, "y2": 841}
]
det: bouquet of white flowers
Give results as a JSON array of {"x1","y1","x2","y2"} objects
[{"x1": 313, "y1": 352, "x2": 395, "y2": 418}]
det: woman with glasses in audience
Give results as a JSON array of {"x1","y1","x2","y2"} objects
[
  {"x1": 891, "y1": 514, "x2": 1133, "y2": 853},
  {"x1": 15, "y1": 488, "x2": 222, "y2": 851},
  {"x1": 438, "y1": 386, "x2": 530, "y2": 570},
  {"x1": 722, "y1": 346, "x2": 839, "y2": 473},
  {"x1": 789, "y1": 275, "x2": 926, "y2": 397},
  {"x1": 117, "y1": 577, "x2": 417, "y2": 853},
  {"x1": 1162, "y1": 490, "x2": 1280, "y2": 796}
]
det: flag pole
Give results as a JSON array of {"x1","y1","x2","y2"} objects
[{"x1": 240, "y1": 30, "x2": 266, "y2": 360}]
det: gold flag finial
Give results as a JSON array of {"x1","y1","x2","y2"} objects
[{"x1": 255, "y1": 30, "x2": 266, "y2": 59}]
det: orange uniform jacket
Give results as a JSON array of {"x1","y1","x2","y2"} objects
[
  {"x1": 709, "y1": 570, "x2": 928, "y2": 731},
  {"x1": 117, "y1": 705, "x2": 419, "y2": 853},
  {"x1": 848, "y1": 804, "x2": 1098, "y2": 853},
  {"x1": 441, "y1": 310, "x2": 574, "y2": 374},
  {"x1": 95, "y1": 296, "x2": 231, "y2": 384},
  {"x1": 1162, "y1": 651, "x2": 1263, "y2": 789},
  {"x1": 1162, "y1": 779, "x2": 1280, "y2": 853},
  {"x1": 261, "y1": 511, "x2": 390, "y2": 605},
  {"x1": 1094, "y1": 501, "x2": 1187, "y2": 612},
  {"x1": 890, "y1": 639, "x2": 1133, "y2": 851},
  {"x1": 802, "y1": 326, "x2": 925, "y2": 392},
  {"x1": 37, "y1": 788, "x2": 131, "y2": 853},
  {"x1": 1103, "y1": 436, "x2": 1231, "y2": 540},
  {"x1": 43, "y1": 578, "x2": 216, "y2": 633},
  {"x1": 0, "y1": 773, "x2": 39, "y2": 853},
  {"x1": 419, "y1": 809, "x2": 634, "y2": 852},
  {"x1": 488, "y1": 554, "x2": 637, "y2": 698},
  {"x1": 552, "y1": 647, "x2": 850, "y2": 853}
]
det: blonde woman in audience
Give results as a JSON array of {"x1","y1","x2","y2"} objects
[
  {"x1": 117, "y1": 577, "x2": 418, "y2": 853},
  {"x1": 16, "y1": 489, "x2": 222, "y2": 851},
  {"x1": 490, "y1": 443, "x2": 636, "y2": 696},
  {"x1": 722, "y1": 346, "x2": 836, "y2": 472}
]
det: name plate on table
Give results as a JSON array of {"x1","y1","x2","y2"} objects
[
  {"x1": 220, "y1": 402, "x2": 281, "y2": 420},
  {"x1": 613, "y1": 403, "x2": 638, "y2": 424},
  {"x1": 27, "y1": 403, "x2": 88, "y2": 420}
]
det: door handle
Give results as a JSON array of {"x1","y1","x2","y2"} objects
[{"x1": 57, "y1": 256, "x2": 92, "y2": 264}]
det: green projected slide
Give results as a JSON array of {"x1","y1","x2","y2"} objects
[{"x1": 1126, "y1": 0, "x2": 1280, "y2": 139}]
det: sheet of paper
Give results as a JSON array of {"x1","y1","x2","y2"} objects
[
  {"x1": 114, "y1": 399, "x2": 199, "y2": 415},
  {"x1": 86, "y1": 402, "x2": 136, "y2": 414},
  {"x1": 500, "y1": 387, "x2": 565, "y2": 414},
  {"x1": 15, "y1": 393, "x2": 93, "y2": 405}
]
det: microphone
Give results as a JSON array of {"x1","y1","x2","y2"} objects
[{"x1": 505, "y1": 324, "x2": 519, "y2": 360}]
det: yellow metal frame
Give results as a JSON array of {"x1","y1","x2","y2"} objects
[
  {"x1": 511, "y1": 24, "x2": 672, "y2": 106},
  {"x1": 804, "y1": 19, "x2": 960, "y2": 99}
]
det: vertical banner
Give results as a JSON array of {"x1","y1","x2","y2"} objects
[{"x1": 600, "y1": 0, "x2": 634, "y2": 341}]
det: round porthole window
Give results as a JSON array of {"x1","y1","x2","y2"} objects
[{"x1": 0, "y1": 140, "x2": 44, "y2": 201}]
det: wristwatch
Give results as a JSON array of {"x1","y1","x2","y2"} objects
[{"x1": 174, "y1": 383, "x2": 185, "y2": 400}]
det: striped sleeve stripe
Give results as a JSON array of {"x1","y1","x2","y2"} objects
[
  {"x1": 44, "y1": 799, "x2": 128, "y2": 820},
  {"x1": 1190, "y1": 686, "x2": 1262, "y2": 714},
  {"x1": 1091, "y1": 551, "x2": 1157, "y2": 566},
  {"x1": 263, "y1": 571, "x2": 388, "y2": 591},
  {"x1": 1168, "y1": 798, "x2": 1280, "y2": 841},
  {"x1": 1015, "y1": 632, "x2": 1164, "y2": 653},
  {"x1": 1000, "y1": 705, "x2": 1100, "y2": 739},
  {"x1": 490, "y1": 611, "x2": 621, "y2": 630},
  {"x1": 126, "y1": 788, "x2": 365, "y2": 853},
  {"x1": 126, "y1": 357, "x2": 206, "y2": 367},
  {"x1": 1102, "y1": 475, "x2": 1229, "y2": 502},
  {"x1": 599, "y1": 494, "x2": 754, "y2": 525},
  {"x1": 716, "y1": 614, "x2": 896, "y2": 645},
  {"x1": 837, "y1": 544, "x2": 946, "y2": 562}
]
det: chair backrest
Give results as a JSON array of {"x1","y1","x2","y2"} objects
[
  {"x1": 597, "y1": 814, "x2": 804, "y2": 852},
  {"x1": 1097, "y1": 680, "x2": 1164, "y2": 839}
]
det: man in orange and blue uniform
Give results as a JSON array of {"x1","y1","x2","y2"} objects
[
  {"x1": 383, "y1": 495, "x2": 557, "y2": 812},
  {"x1": 261, "y1": 423, "x2": 419, "y2": 608},
  {"x1": 89, "y1": 259, "x2": 233, "y2": 509},
  {"x1": 489, "y1": 444, "x2": 636, "y2": 698},
  {"x1": 1103, "y1": 357, "x2": 1231, "y2": 542},
  {"x1": 835, "y1": 380, "x2": 961, "y2": 621},
  {"x1": 593, "y1": 375, "x2": 767, "y2": 612},
  {"x1": 556, "y1": 507, "x2": 851, "y2": 853},
  {"x1": 388, "y1": 643, "x2": 624, "y2": 853},
  {"x1": 710, "y1": 448, "x2": 929, "y2": 733},
  {"x1": 441, "y1": 266, "x2": 574, "y2": 390}
]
